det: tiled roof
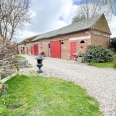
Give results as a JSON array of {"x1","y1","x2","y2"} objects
[{"x1": 33, "y1": 14, "x2": 103, "y2": 41}]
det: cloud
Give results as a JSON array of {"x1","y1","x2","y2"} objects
[
  {"x1": 16, "y1": 30, "x2": 38, "y2": 42},
  {"x1": 18, "y1": 0, "x2": 116, "y2": 42},
  {"x1": 17, "y1": 0, "x2": 78, "y2": 42},
  {"x1": 27, "y1": 0, "x2": 78, "y2": 33}
]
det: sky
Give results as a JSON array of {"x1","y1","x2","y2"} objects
[{"x1": 17, "y1": 0, "x2": 116, "y2": 42}]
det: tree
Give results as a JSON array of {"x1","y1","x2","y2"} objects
[
  {"x1": 0, "y1": 35, "x2": 18, "y2": 81},
  {"x1": 0, "y1": 0, "x2": 31, "y2": 40},
  {"x1": 75, "y1": 0, "x2": 116, "y2": 20},
  {"x1": 96, "y1": 0, "x2": 116, "y2": 15}
]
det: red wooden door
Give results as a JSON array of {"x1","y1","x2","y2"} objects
[
  {"x1": 70, "y1": 42, "x2": 77, "y2": 59},
  {"x1": 50, "y1": 41, "x2": 61, "y2": 58},
  {"x1": 33, "y1": 43, "x2": 38, "y2": 56}
]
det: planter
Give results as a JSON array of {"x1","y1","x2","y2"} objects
[
  {"x1": 36, "y1": 57, "x2": 43, "y2": 73},
  {"x1": 77, "y1": 57, "x2": 84, "y2": 63},
  {"x1": 18, "y1": 60, "x2": 28, "y2": 68},
  {"x1": 72, "y1": 55, "x2": 78, "y2": 61}
]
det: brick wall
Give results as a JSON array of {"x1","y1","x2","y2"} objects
[
  {"x1": 18, "y1": 43, "x2": 32, "y2": 55},
  {"x1": 93, "y1": 15, "x2": 111, "y2": 34},
  {"x1": 19, "y1": 29, "x2": 110, "y2": 59},
  {"x1": 76, "y1": 39, "x2": 91, "y2": 54},
  {"x1": 36, "y1": 30, "x2": 90, "y2": 59},
  {"x1": 90, "y1": 30, "x2": 110, "y2": 48}
]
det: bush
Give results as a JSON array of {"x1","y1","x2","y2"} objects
[
  {"x1": 84, "y1": 45, "x2": 113, "y2": 63},
  {"x1": 109, "y1": 37, "x2": 116, "y2": 53}
]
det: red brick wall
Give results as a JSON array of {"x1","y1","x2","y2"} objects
[
  {"x1": 76, "y1": 39, "x2": 91, "y2": 54},
  {"x1": 19, "y1": 29, "x2": 110, "y2": 59},
  {"x1": 90, "y1": 30, "x2": 110, "y2": 48},
  {"x1": 93, "y1": 15, "x2": 111, "y2": 34},
  {"x1": 36, "y1": 30, "x2": 90, "y2": 59}
]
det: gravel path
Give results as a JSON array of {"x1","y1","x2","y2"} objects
[{"x1": 20, "y1": 55, "x2": 116, "y2": 116}]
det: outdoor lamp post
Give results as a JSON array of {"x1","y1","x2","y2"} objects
[
  {"x1": 36, "y1": 56, "x2": 43, "y2": 73},
  {"x1": 87, "y1": 54, "x2": 92, "y2": 65}
]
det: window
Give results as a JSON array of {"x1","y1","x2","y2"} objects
[{"x1": 80, "y1": 40, "x2": 85, "y2": 43}]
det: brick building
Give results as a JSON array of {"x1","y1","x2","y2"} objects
[
  {"x1": 18, "y1": 35, "x2": 38, "y2": 55},
  {"x1": 18, "y1": 14, "x2": 111, "y2": 59}
]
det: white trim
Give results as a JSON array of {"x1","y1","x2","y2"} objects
[{"x1": 69, "y1": 36, "x2": 90, "y2": 41}]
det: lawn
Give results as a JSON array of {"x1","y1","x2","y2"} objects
[
  {"x1": 0, "y1": 75, "x2": 102, "y2": 116},
  {"x1": 90, "y1": 61, "x2": 115, "y2": 68}
]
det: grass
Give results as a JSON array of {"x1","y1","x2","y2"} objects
[
  {"x1": 0, "y1": 75, "x2": 102, "y2": 116},
  {"x1": 90, "y1": 61, "x2": 115, "y2": 68},
  {"x1": 18, "y1": 55, "x2": 26, "y2": 60}
]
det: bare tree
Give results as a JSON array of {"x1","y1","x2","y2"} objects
[
  {"x1": 0, "y1": 36, "x2": 18, "y2": 82},
  {"x1": 0, "y1": 0, "x2": 31, "y2": 40},
  {"x1": 75, "y1": 0, "x2": 116, "y2": 20},
  {"x1": 96, "y1": 0, "x2": 116, "y2": 15}
]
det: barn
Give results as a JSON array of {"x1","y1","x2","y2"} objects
[
  {"x1": 18, "y1": 35, "x2": 38, "y2": 55},
  {"x1": 18, "y1": 14, "x2": 111, "y2": 60}
]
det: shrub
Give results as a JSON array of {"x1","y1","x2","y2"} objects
[
  {"x1": 84, "y1": 45, "x2": 113, "y2": 63},
  {"x1": 109, "y1": 37, "x2": 116, "y2": 53}
]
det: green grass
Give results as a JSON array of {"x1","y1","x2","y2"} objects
[
  {"x1": 0, "y1": 75, "x2": 102, "y2": 116},
  {"x1": 18, "y1": 56, "x2": 26, "y2": 60},
  {"x1": 90, "y1": 61, "x2": 114, "y2": 68}
]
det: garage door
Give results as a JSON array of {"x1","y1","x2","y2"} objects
[
  {"x1": 70, "y1": 42, "x2": 77, "y2": 59},
  {"x1": 33, "y1": 43, "x2": 38, "y2": 56},
  {"x1": 50, "y1": 41, "x2": 61, "y2": 58}
]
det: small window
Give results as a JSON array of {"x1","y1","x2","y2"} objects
[{"x1": 80, "y1": 40, "x2": 85, "y2": 43}]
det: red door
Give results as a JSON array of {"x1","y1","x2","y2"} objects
[
  {"x1": 70, "y1": 42, "x2": 77, "y2": 59},
  {"x1": 50, "y1": 41, "x2": 61, "y2": 58},
  {"x1": 33, "y1": 43, "x2": 38, "y2": 56}
]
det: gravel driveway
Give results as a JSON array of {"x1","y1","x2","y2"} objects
[{"x1": 20, "y1": 55, "x2": 116, "y2": 116}]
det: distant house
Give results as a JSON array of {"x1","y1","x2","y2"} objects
[{"x1": 18, "y1": 14, "x2": 111, "y2": 59}]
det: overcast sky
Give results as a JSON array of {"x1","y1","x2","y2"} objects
[{"x1": 17, "y1": 0, "x2": 116, "y2": 42}]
